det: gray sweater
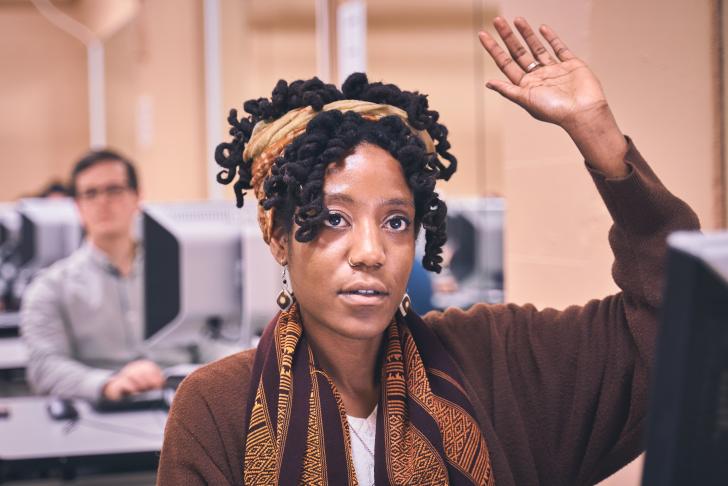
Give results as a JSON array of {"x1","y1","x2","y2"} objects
[{"x1": 20, "y1": 242, "x2": 214, "y2": 400}]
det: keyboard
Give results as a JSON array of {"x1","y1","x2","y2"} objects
[{"x1": 92, "y1": 388, "x2": 171, "y2": 413}]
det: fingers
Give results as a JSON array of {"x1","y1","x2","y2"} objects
[
  {"x1": 103, "y1": 376, "x2": 137, "y2": 401},
  {"x1": 492, "y1": 17, "x2": 538, "y2": 73},
  {"x1": 125, "y1": 371, "x2": 162, "y2": 391},
  {"x1": 539, "y1": 24, "x2": 575, "y2": 61},
  {"x1": 513, "y1": 17, "x2": 556, "y2": 65},
  {"x1": 103, "y1": 360, "x2": 166, "y2": 401},
  {"x1": 478, "y1": 31, "x2": 524, "y2": 84},
  {"x1": 479, "y1": 18, "x2": 576, "y2": 76},
  {"x1": 118, "y1": 360, "x2": 165, "y2": 391}
]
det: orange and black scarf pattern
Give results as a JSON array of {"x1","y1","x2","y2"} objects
[{"x1": 243, "y1": 304, "x2": 494, "y2": 485}]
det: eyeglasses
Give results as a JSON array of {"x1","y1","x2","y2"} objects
[{"x1": 76, "y1": 184, "x2": 131, "y2": 202}]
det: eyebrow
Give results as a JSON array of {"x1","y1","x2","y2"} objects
[{"x1": 324, "y1": 193, "x2": 414, "y2": 208}]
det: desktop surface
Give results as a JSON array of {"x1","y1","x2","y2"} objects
[{"x1": 0, "y1": 396, "x2": 165, "y2": 461}]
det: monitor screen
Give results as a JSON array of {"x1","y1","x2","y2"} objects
[
  {"x1": 4, "y1": 198, "x2": 82, "y2": 309},
  {"x1": 143, "y1": 201, "x2": 279, "y2": 349},
  {"x1": 0, "y1": 222, "x2": 7, "y2": 248},
  {"x1": 0, "y1": 204, "x2": 20, "y2": 257},
  {"x1": 15, "y1": 198, "x2": 82, "y2": 270},
  {"x1": 643, "y1": 230, "x2": 728, "y2": 486},
  {"x1": 431, "y1": 197, "x2": 504, "y2": 310}
]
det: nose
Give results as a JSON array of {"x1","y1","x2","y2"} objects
[{"x1": 348, "y1": 219, "x2": 385, "y2": 269}]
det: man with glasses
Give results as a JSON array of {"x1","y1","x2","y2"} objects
[{"x1": 21, "y1": 150, "x2": 189, "y2": 401}]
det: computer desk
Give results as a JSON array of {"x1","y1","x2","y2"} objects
[{"x1": 0, "y1": 396, "x2": 166, "y2": 481}]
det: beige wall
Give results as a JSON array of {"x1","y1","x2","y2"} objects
[
  {"x1": 0, "y1": 0, "x2": 207, "y2": 202},
  {"x1": 723, "y1": 0, "x2": 728, "y2": 225},
  {"x1": 0, "y1": 3, "x2": 88, "y2": 199},
  {"x1": 105, "y1": 0, "x2": 207, "y2": 201}
]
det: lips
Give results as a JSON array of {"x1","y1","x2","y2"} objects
[
  {"x1": 339, "y1": 281, "x2": 388, "y2": 296},
  {"x1": 340, "y1": 289, "x2": 387, "y2": 296},
  {"x1": 338, "y1": 281, "x2": 389, "y2": 306}
]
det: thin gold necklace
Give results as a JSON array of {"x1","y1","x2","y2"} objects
[{"x1": 349, "y1": 422, "x2": 375, "y2": 458}]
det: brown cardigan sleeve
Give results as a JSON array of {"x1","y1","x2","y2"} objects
[
  {"x1": 157, "y1": 350, "x2": 255, "y2": 486},
  {"x1": 426, "y1": 138, "x2": 701, "y2": 486}
]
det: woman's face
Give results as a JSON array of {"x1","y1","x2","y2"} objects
[{"x1": 271, "y1": 143, "x2": 416, "y2": 342}]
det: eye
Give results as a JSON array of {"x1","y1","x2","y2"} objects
[
  {"x1": 324, "y1": 211, "x2": 347, "y2": 228},
  {"x1": 385, "y1": 215, "x2": 410, "y2": 232}
]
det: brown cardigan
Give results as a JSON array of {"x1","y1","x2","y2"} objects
[{"x1": 157, "y1": 139, "x2": 700, "y2": 486}]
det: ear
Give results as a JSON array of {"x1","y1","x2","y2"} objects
[
  {"x1": 131, "y1": 191, "x2": 142, "y2": 210},
  {"x1": 268, "y1": 225, "x2": 289, "y2": 265},
  {"x1": 73, "y1": 199, "x2": 89, "y2": 228}
]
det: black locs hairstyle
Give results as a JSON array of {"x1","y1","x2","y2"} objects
[{"x1": 214, "y1": 73, "x2": 455, "y2": 272}]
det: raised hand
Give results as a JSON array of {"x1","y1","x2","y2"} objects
[
  {"x1": 479, "y1": 17, "x2": 606, "y2": 131},
  {"x1": 479, "y1": 17, "x2": 628, "y2": 177}
]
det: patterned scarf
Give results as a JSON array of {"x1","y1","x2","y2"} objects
[{"x1": 243, "y1": 303, "x2": 495, "y2": 485}]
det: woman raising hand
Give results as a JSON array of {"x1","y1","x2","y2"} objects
[{"x1": 157, "y1": 17, "x2": 699, "y2": 486}]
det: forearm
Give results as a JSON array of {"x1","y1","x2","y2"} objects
[
  {"x1": 26, "y1": 351, "x2": 113, "y2": 400},
  {"x1": 564, "y1": 103, "x2": 629, "y2": 178},
  {"x1": 587, "y1": 138, "x2": 700, "y2": 307}
]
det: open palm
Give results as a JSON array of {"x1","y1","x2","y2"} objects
[{"x1": 479, "y1": 17, "x2": 607, "y2": 131}]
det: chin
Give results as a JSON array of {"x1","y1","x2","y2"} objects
[
  {"x1": 298, "y1": 298, "x2": 398, "y2": 342},
  {"x1": 91, "y1": 226, "x2": 127, "y2": 240},
  {"x1": 334, "y1": 311, "x2": 395, "y2": 340}
]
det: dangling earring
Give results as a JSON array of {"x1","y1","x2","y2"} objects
[
  {"x1": 398, "y1": 293, "x2": 412, "y2": 317},
  {"x1": 276, "y1": 265, "x2": 294, "y2": 311}
]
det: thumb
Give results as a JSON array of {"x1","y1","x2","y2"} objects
[{"x1": 485, "y1": 79, "x2": 525, "y2": 105}]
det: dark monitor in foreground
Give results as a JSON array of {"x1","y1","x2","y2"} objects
[{"x1": 642, "y1": 230, "x2": 728, "y2": 486}]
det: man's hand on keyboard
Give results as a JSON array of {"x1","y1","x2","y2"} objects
[{"x1": 102, "y1": 359, "x2": 165, "y2": 401}]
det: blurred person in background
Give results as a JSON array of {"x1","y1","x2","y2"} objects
[
  {"x1": 38, "y1": 181, "x2": 69, "y2": 199},
  {"x1": 22, "y1": 150, "x2": 191, "y2": 401}
]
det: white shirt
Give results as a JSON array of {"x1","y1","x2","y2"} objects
[{"x1": 347, "y1": 405, "x2": 377, "y2": 486}]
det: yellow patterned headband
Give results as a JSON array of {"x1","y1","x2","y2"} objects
[{"x1": 243, "y1": 99, "x2": 436, "y2": 244}]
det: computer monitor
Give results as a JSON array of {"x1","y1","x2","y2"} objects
[
  {"x1": 0, "y1": 204, "x2": 22, "y2": 313},
  {"x1": 142, "y1": 201, "x2": 279, "y2": 349},
  {"x1": 0, "y1": 204, "x2": 21, "y2": 259},
  {"x1": 3, "y1": 198, "x2": 82, "y2": 309},
  {"x1": 642, "y1": 230, "x2": 728, "y2": 486},
  {"x1": 431, "y1": 197, "x2": 505, "y2": 309},
  {"x1": 15, "y1": 198, "x2": 82, "y2": 270}
]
